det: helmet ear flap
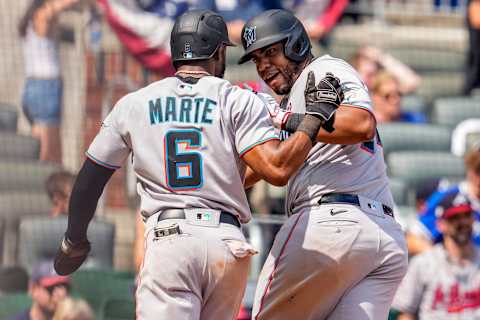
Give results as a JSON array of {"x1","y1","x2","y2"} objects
[{"x1": 284, "y1": 26, "x2": 311, "y2": 62}]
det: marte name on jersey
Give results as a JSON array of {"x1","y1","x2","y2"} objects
[{"x1": 149, "y1": 96, "x2": 216, "y2": 125}]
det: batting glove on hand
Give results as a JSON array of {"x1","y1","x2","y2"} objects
[
  {"x1": 304, "y1": 71, "x2": 344, "y2": 122},
  {"x1": 54, "y1": 235, "x2": 91, "y2": 275},
  {"x1": 256, "y1": 92, "x2": 291, "y2": 130}
]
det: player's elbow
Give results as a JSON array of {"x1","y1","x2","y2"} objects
[
  {"x1": 263, "y1": 168, "x2": 291, "y2": 186},
  {"x1": 357, "y1": 113, "x2": 376, "y2": 141}
]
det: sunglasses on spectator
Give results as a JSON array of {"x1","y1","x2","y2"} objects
[
  {"x1": 379, "y1": 91, "x2": 402, "y2": 101},
  {"x1": 44, "y1": 283, "x2": 70, "y2": 295}
]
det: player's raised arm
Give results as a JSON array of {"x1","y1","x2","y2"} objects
[{"x1": 242, "y1": 71, "x2": 340, "y2": 186}]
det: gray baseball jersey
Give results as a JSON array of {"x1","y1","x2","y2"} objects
[
  {"x1": 283, "y1": 55, "x2": 393, "y2": 215},
  {"x1": 87, "y1": 76, "x2": 279, "y2": 223},
  {"x1": 392, "y1": 244, "x2": 480, "y2": 319}
]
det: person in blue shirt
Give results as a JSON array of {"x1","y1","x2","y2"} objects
[
  {"x1": 408, "y1": 148, "x2": 480, "y2": 255},
  {"x1": 371, "y1": 71, "x2": 427, "y2": 124}
]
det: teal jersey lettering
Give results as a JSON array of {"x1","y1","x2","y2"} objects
[{"x1": 148, "y1": 96, "x2": 216, "y2": 125}]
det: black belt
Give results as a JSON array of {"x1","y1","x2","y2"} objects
[
  {"x1": 157, "y1": 209, "x2": 241, "y2": 228},
  {"x1": 319, "y1": 193, "x2": 394, "y2": 218}
]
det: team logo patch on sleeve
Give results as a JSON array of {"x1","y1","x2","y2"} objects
[{"x1": 243, "y1": 26, "x2": 256, "y2": 47}]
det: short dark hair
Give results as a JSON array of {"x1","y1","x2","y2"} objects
[{"x1": 45, "y1": 171, "x2": 75, "y2": 201}]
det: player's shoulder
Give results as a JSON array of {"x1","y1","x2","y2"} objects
[
  {"x1": 307, "y1": 54, "x2": 357, "y2": 75},
  {"x1": 221, "y1": 81, "x2": 262, "y2": 103}
]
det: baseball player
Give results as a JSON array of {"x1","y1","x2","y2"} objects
[
  {"x1": 392, "y1": 196, "x2": 480, "y2": 319},
  {"x1": 52, "y1": 9, "x2": 343, "y2": 320},
  {"x1": 238, "y1": 9, "x2": 408, "y2": 320}
]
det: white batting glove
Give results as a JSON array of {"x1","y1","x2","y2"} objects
[{"x1": 256, "y1": 92, "x2": 291, "y2": 130}]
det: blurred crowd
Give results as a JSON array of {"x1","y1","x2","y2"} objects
[{"x1": 1, "y1": 0, "x2": 480, "y2": 319}]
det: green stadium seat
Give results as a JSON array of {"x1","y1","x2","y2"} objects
[
  {"x1": 387, "y1": 151, "x2": 464, "y2": 193},
  {"x1": 18, "y1": 217, "x2": 115, "y2": 274},
  {"x1": 100, "y1": 296, "x2": 136, "y2": 320},
  {"x1": 0, "y1": 160, "x2": 61, "y2": 193},
  {"x1": 0, "y1": 293, "x2": 32, "y2": 320},
  {"x1": 0, "y1": 266, "x2": 29, "y2": 295},
  {"x1": 389, "y1": 178, "x2": 416, "y2": 207},
  {"x1": 378, "y1": 123, "x2": 451, "y2": 156},
  {"x1": 431, "y1": 97, "x2": 480, "y2": 127},
  {"x1": 401, "y1": 95, "x2": 429, "y2": 115},
  {"x1": 0, "y1": 133, "x2": 40, "y2": 160},
  {"x1": 0, "y1": 103, "x2": 18, "y2": 133},
  {"x1": 417, "y1": 72, "x2": 464, "y2": 102},
  {"x1": 71, "y1": 269, "x2": 135, "y2": 313},
  {"x1": 0, "y1": 192, "x2": 50, "y2": 266}
]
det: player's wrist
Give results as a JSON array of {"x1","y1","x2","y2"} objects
[{"x1": 297, "y1": 114, "x2": 323, "y2": 143}]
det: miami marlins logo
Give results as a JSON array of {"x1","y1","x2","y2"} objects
[
  {"x1": 243, "y1": 26, "x2": 256, "y2": 48},
  {"x1": 183, "y1": 42, "x2": 193, "y2": 59}
]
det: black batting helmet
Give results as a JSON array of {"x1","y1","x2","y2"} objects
[
  {"x1": 238, "y1": 9, "x2": 311, "y2": 64},
  {"x1": 170, "y1": 9, "x2": 235, "y2": 64}
]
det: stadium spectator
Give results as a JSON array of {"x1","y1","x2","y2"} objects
[
  {"x1": 18, "y1": 0, "x2": 81, "y2": 163},
  {"x1": 371, "y1": 71, "x2": 427, "y2": 123},
  {"x1": 407, "y1": 148, "x2": 480, "y2": 255},
  {"x1": 8, "y1": 260, "x2": 70, "y2": 320},
  {"x1": 465, "y1": 0, "x2": 480, "y2": 95},
  {"x1": 350, "y1": 45, "x2": 421, "y2": 94},
  {"x1": 392, "y1": 196, "x2": 480, "y2": 319},
  {"x1": 53, "y1": 297, "x2": 93, "y2": 320},
  {"x1": 45, "y1": 170, "x2": 75, "y2": 217}
]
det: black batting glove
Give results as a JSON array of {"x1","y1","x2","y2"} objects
[
  {"x1": 304, "y1": 71, "x2": 344, "y2": 122},
  {"x1": 54, "y1": 235, "x2": 91, "y2": 275}
]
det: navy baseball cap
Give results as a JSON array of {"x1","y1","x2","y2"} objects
[
  {"x1": 31, "y1": 260, "x2": 70, "y2": 287},
  {"x1": 435, "y1": 195, "x2": 473, "y2": 220}
]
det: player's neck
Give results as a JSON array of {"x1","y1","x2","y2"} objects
[
  {"x1": 294, "y1": 54, "x2": 314, "y2": 82},
  {"x1": 175, "y1": 66, "x2": 212, "y2": 78},
  {"x1": 444, "y1": 238, "x2": 475, "y2": 264}
]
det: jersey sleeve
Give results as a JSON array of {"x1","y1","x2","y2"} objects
[
  {"x1": 229, "y1": 88, "x2": 280, "y2": 157},
  {"x1": 326, "y1": 58, "x2": 372, "y2": 111},
  {"x1": 391, "y1": 254, "x2": 425, "y2": 315},
  {"x1": 86, "y1": 95, "x2": 132, "y2": 169}
]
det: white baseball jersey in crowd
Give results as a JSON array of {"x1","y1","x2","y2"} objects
[
  {"x1": 393, "y1": 244, "x2": 480, "y2": 319},
  {"x1": 252, "y1": 55, "x2": 408, "y2": 320},
  {"x1": 86, "y1": 75, "x2": 278, "y2": 319}
]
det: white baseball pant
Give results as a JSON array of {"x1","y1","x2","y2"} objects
[
  {"x1": 252, "y1": 202, "x2": 408, "y2": 320},
  {"x1": 136, "y1": 210, "x2": 254, "y2": 320}
]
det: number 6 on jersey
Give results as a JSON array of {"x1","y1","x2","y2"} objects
[{"x1": 165, "y1": 129, "x2": 203, "y2": 190}]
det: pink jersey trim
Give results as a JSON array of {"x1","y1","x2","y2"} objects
[
  {"x1": 239, "y1": 136, "x2": 280, "y2": 158},
  {"x1": 255, "y1": 212, "x2": 304, "y2": 319}
]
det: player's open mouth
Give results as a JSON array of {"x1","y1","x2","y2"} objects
[{"x1": 264, "y1": 71, "x2": 280, "y2": 83}]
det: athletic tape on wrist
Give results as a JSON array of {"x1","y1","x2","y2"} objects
[{"x1": 297, "y1": 115, "x2": 323, "y2": 143}]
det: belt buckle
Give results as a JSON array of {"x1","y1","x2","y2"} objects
[{"x1": 153, "y1": 223, "x2": 181, "y2": 240}]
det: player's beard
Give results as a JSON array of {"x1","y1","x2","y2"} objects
[
  {"x1": 274, "y1": 60, "x2": 304, "y2": 95},
  {"x1": 451, "y1": 224, "x2": 473, "y2": 247}
]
